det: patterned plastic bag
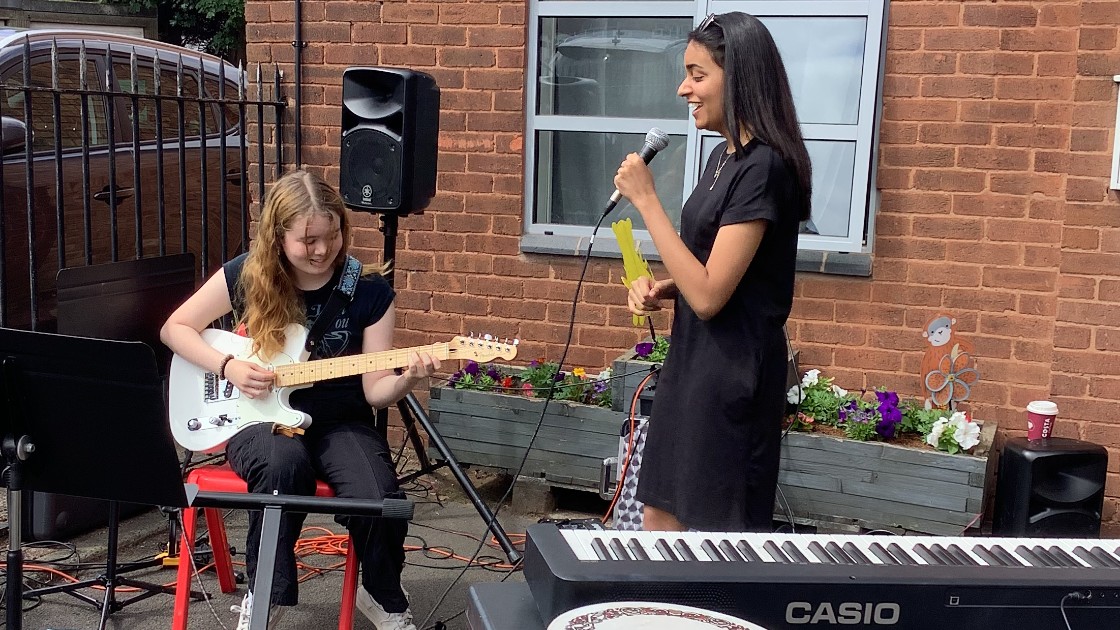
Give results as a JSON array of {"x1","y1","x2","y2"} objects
[{"x1": 612, "y1": 415, "x2": 649, "y2": 530}]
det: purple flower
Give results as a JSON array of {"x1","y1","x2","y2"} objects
[
  {"x1": 529, "y1": 360, "x2": 539, "y2": 368},
  {"x1": 593, "y1": 379, "x2": 609, "y2": 393},
  {"x1": 554, "y1": 371, "x2": 565, "y2": 381},
  {"x1": 464, "y1": 361, "x2": 480, "y2": 376},
  {"x1": 447, "y1": 370, "x2": 463, "y2": 386},
  {"x1": 876, "y1": 415, "x2": 901, "y2": 439},
  {"x1": 486, "y1": 366, "x2": 501, "y2": 380},
  {"x1": 875, "y1": 390, "x2": 899, "y2": 408},
  {"x1": 634, "y1": 342, "x2": 654, "y2": 358}
]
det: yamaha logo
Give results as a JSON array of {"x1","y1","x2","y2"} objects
[
  {"x1": 361, "y1": 184, "x2": 373, "y2": 202},
  {"x1": 786, "y1": 602, "x2": 901, "y2": 625}
]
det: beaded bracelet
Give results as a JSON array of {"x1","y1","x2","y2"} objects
[{"x1": 218, "y1": 354, "x2": 235, "y2": 380}]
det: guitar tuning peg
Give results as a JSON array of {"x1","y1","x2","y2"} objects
[
  {"x1": 483, "y1": 333, "x2": 494, "y2": 342},
  {"x1": 513, "y1": 338, "x2": 520, "y2": 346}
]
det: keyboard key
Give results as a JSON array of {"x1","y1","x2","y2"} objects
[
  {"x1": 673, "y1": 539, "x2": 698, "y2": 562},
  {"x1": 842, "y1": 542, "x2": 871, "y2": 564},
  {"x1": 591, "y1": 538, "x2": 612, "y2": 561},
  {"x1": 609, "y1": 538, "x2": 631, "y2": 560},
  {"x1": 869, "y1": 543, "x2": 899, "y2": 565},
  {"x1": 887, "y1": 543, "x2": 918, "y2": 565},
  {"x1": 808, "y1": 542, "x2": 835, "y2": 564},
  {"x1": 627, "y1": 538, "x2": 650, "y2": 561},
  {"x1": 826, "y1": 542, "x2": 855, "y2": 565},
  {"x1": 782, "y1": 541, "x2": 810, "y2": 563},
  {"x1": 655, "y1": 538, "x2": 678, "y2": 561},
  {"x1": 718, "y1": 540, "x2": 743, "y2": 561},
  {"x1": 764, "y1": 541, "x2": 790, "y2": 563},
  {"x1": 735, "y1": 540, "x2": 763, "y2": 562},
  {"x1": 947, "y1": 545, "x2": 979, "y2": 566},
  {"x1": 701, "y1": 539, "x2": 725, "y2": 561}
]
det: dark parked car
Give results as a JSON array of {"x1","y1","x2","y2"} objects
[{"x1": 0, "y1": 28, "x2": 247, "y2": 330}]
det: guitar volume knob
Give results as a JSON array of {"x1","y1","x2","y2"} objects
[{"x1": 187, "y1": 418, "x2": 202, "y2": 431}]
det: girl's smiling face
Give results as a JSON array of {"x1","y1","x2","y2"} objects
[
  {"x1": 282, "y1": 211, "x2": 342, "y2": 286},
  {"x1": 678, "y1": 41, "x2": 727, "y2": 137}
]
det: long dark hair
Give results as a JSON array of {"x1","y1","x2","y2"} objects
[{"x1": 691, "y1": 12, "x2": 812, "y2": 221}]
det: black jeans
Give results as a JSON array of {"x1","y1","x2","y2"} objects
[{"x1": 226, "y1": 422, "x2": 408, "y2": 611}]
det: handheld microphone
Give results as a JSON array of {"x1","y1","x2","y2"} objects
[{"x1": 603, "y1": 127, "x2": 670, "y2": 216}]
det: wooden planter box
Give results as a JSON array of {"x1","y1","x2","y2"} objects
[
  {"x1": 610, "y1": 355, "x2": 660, "y2": 412},
  {"x1": 775, "y1": 420, "x2": 999, "y2": 535},
  {"x1": 428, "y1": 387, "x2": 623, "y2": 491},
  {"x1": 610, "y1": 345, "x2": 799, "y2": 413}
]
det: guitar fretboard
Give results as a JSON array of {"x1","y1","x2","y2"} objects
[{"x1": 273, "y1": 343, "x2": 452, "y2": 387}]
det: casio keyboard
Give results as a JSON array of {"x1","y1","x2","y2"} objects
[{"x1": 523, "y1": 524, "x2": 1120, "y2": 629}]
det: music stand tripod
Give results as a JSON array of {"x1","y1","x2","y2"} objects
[
  {"x1": 376, "y1": 212, "x2": 522, "y2": 564},
  {"x1": 0, "y1": 329, "x2": 200, "y2": 630}
]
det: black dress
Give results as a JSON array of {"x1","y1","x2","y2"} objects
[{"x1": 634, "y1": 138, "x2": 802, "y2": 531}]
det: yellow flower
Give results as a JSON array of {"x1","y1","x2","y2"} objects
[{"x1": 573, "y1": 367, "x2": 586, "y2": 378}]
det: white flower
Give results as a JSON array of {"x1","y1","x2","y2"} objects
[
  {"x1": 596, "y1": 368, "x2": 612, "y2": 381},
  {"x1": 787, "y1": 385, "x2": 806, "y2": 404},
  {"x1": 830, "y1": 384, "x2": 848, "y2": 397},
  {"x1": 801, "y1": 369, "x2": 821, "y2": 388},
  {"x1": 951, "y1": 414, "x2": 981, "y2": 451},
  {"x1": 926, "y1": 418, "x2": 948, "y2": 448}
]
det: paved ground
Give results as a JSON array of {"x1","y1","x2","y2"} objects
[{"x1": 3, "y1": 466, "x2": 603, "y2": 630}]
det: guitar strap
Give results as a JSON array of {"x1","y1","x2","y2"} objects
[{"x1": 303, "y1": 255, "x2": 363, "y2": 355}]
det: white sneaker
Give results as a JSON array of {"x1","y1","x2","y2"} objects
[
  {"x1": 355, "y1": 586, "x2": 417, "y2": 630},
  {"x1": 232, "y1": 591, "x2": 288, "y2": 630}
]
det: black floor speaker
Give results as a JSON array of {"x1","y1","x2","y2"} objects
[{"x1": 993, "y1": 437, "x2": 1108, "y2": 537}]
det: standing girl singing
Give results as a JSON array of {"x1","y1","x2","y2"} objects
[{"x1": 615, "y1": 12, "x2": 812, "y2": 532}]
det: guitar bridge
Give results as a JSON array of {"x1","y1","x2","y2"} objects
[{"x1": 204, "y1": 372, "x2": 218, "y2": 401}]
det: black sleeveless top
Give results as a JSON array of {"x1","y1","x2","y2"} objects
[{"x1": 224, "y1": 253, "x2": 395, "y2": 427}]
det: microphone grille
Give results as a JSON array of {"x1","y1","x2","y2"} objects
[{"x1": 645, "y1": 127, "x2": 670, "y2": 151}]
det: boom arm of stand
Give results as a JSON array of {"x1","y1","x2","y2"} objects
[{"x1": 186, "y1": 486, "x2": 415, "y2": 520}]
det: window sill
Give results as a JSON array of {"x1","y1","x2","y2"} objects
[{"x1": 519, "y1": 234, "x2": 873, "y2": 277}]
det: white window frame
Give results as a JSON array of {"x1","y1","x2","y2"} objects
[
  {"x1": 1111, "y1": 74, "x2": 1120, "y2": 190},
  {"x1": 525, "y1": 0, "x2": 887, "y2": 254}
]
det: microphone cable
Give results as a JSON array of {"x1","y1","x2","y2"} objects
[{"x1": 418, "y1": 208, "x2": 616, "y2": 630}]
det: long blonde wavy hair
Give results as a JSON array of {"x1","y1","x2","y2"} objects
[{"x1": 237, "y1": 169, "x2": 384, "y2": 359}]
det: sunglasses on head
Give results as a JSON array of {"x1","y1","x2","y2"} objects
[{"x1": 698, "y1": 13, "x2": 718, "y2": 31}]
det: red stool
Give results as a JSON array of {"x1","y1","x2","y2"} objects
[{"x1": 172, "y1": 464, "x2": 359, "y2": 630}]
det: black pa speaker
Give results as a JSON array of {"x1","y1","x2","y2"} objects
[
  {"x1": 993, "y1": 437, "x2": 1108, "y2": 537},
  {"x1": 340, "y1": 67, "x2": 439, "y2": 214}
]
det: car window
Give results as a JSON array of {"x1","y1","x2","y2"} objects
[
  {"x1": 203, "y1": 75, "x2": 240, "y2": 131},
  {"x1": 113, "y1": 60, "x2": 218, "y2": 142},
  {"x1": 2, "y1": 57, "x2": 108, "y2": 151}
]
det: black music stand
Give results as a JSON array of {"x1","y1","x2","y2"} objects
[
  {"x1": 377, "y1": 212, "x2": 521, "y2": 564},
  {"x1": 18, "y1": 254, "x2": 197, "y2": 546},
  {"x1": 0, "y1": 329, "x2": 191, "y2": 630}
]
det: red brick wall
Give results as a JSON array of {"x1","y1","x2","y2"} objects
[
  {"x1": 865, "y1": 0, "x2": 1120, "y2": 533},
  {"x1": 245, "y1": 0, "x2": 1120, "y2": 533}
]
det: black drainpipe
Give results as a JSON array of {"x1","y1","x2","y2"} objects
[{"x1": 293, "y1": 0, "x2": 304, "y2": 168}]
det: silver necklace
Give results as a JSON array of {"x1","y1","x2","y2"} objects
[{"x1": 710, "y1": 151, "x2": 732, "y2": 190}]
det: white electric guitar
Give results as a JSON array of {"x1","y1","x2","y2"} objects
[{"x1": 168, "y1": 324, "x2": 518, "y2": 453}]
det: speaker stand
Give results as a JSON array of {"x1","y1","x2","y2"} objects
[{"x1": 376, "y1": 213, "x2": 521, "y2": 565}]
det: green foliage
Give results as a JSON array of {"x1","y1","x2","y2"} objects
[
  {"x1": 840, "y1": 399, "x2": 879, "y2": 441},
  {"x1": 899, "y1": 402, "x2": 941, "y2": 437},
  {"x1": 633, "y1": 336, "x2": 670, "y2": 363},
  {"x1": 104, "y1": 0, "x2": 246, "y2": 62},
  {"x1": 449, "y1": 361, "x2": 612, "y2": 408},
  {"x1": 802, "y1": 387, "x2": 844, "y2": 426}
]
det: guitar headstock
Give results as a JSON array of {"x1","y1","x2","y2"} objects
[{"x1": 449, "y1": 334, "x2": 519, "y2": 363}]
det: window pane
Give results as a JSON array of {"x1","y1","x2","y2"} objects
[
  {"x1": 803, "y1": 140, "x2": 856, "y2": 238},
  {"x1": 763, "y1": 17, "x2": 866, "y2": 125},
  {"x1": 4, "y1": 58, "x2": 107, "y2": 150},
  {"x1": 701, "y1": 136, "x2": 856, "y2": 238},
  {"x1": 538, "y1": 17, "x2": 690, "y2": 119},
  {"x1": 535, "y1": 129, "x2": 685, "y2": 229}
]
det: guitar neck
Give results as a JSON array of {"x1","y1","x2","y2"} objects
[{"x1": 273, "y1": 343, "x2": 451, "y2": 387}]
